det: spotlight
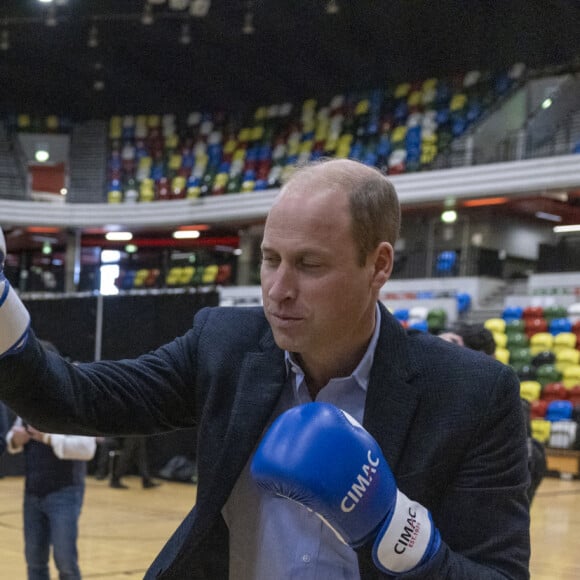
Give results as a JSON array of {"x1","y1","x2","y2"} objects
[
  {"x1": 326, "y1": 0, "x2": 340, "y2": 14},
  {"x1": 178, "y1": 21, "x2": 192, "y2": 45},
  {"x1": 190, "y1": 0, "x2": 211, "y2": 17},
  {"x1": 87, "y1": 24, "x2": 99, "y2": 48},
  {"x1": 242, "y1": 7, "x2": 254, "y2": 35},
  {"x1": 45, "y1": 5, "x2": 58, "y2": 26},
  {"x1": 34, "y1": 144, "x2": 50, "y2": 163},
  {"x1": 0, "y1": 29, "x2": 9, "y2": 51},
  {"x1": 173, "y1": 230, "x2": 200, "y2": 239},
  {"x1": 441, "y1": 210, "x2": 457, "y2": 224},
  {"x1": 141, "y1": 3, "x2": 154, "y2": 25},
  {"x1": 105, "y1": 232, "x2": 133, "y2": 241}
]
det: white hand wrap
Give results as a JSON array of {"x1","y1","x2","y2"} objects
[{"x1": 0, "y1": 279, "x2": 30, "y2": 358}]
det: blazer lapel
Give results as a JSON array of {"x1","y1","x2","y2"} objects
[
  {"x1": 202, "y1": 329, "x2": 286, "y2": 510},
  {"x1": 363, "y1": 304, "x2": 421, "y2": 474}
]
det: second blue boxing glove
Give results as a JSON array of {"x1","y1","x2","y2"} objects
[{"x1": 250, "y1": 402, "x2": 441, "y2": 575}]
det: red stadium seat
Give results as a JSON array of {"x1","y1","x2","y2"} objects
[
  {"x1": 523, "y1": 306, "x2": 544, "y2": 319},
  {"x1": 568, "y1": 385, "x2": 580, "y2": 405},
  {"x1": 541, "y1": 382, "x2": 568, "y2": 402},
  {"x1": 525, "y1": 317, "x2": 548, "y2": 337},
  {"x1": 530, "y1": 399, "x2": 548, "y2": 419}
]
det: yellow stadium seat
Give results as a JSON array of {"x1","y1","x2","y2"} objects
[
  {"x1": 46, "y1": 115, "x2": 60, "y2": 131},
  {"x1": 520, "y1": 381, "x2": 541, "y2": 402},
  {"x1": 554, "y1": 332, "x2": 577, "y2": 349},
  {"x1": 202, "y1": 264, "x2": 219, "y2": 284},
  {"x1": 355, "y1": 99, "x2": 370, "y2": 115},
  {"x1": 563, "y1": 364, "x2": 580, "y2": 389},
  {"x1": 556, "y1": 348, "x2": 580, "y2": 366},
  {"x1": 450, "y1": 93, "x2": 467, "y2": 112},
  {"x1": 407, "y1": 91, "x2": 422, "y2": 108},
  {"x1": 133, "y1": 269, "x2": 149, "y2": 288},
  {"x1": 166, "y1": 267, "x2": 182, "y2": 286},
  {"x1": 531, "y1": 419, "x2": 551, "y2": 444},
  {"x1": 484, "y1": 318, "x2": 506, "y2": 333},
  {"x1": 17, "y1": 114, "x2": 31, "y2": 130},
  {"x1": 495, "y1": 347, "x2": 510, "y2": 365},
  {"x1": 492, "y1": 332, "x2": 508, "y2": 349},
  {"x1": 530, "y1": 332, "x2": 554, "y2": 351},
  {"x1": 147, "y1": 115, "x2": 161, "y2": 128},
  {"x1": 179, "y1": 266, "x2": 195, "y2": 285},
  {"x1": 394, "y1": 83, "x2": 411, "y2": 99},
  {"x1": 107, "y1": 189, "x2": 122, "y2": 204},
  {"x1": 422, "y1": 78, "x2": 437, "y2": 91}
]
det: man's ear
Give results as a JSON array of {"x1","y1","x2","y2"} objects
[{"x1": 371, "y1": 242, "x2": 394, "y2": 289}]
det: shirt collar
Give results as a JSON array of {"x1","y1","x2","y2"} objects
[{"x1": 284, "y1": 302, "x2": 382, "y2": 392}]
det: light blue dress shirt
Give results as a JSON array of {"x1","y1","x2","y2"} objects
[{"x1": 222, "y1": 305, "x2": 381, "y2": 579}]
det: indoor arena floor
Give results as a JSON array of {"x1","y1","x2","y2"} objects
[{"x1": 0, "y1": 475, "x2": 578, "y2": 578}]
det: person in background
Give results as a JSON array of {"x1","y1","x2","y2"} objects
[
  {"x1": 5, "y1": 342, "x2": 96, "y2": 580},
  {"x1": 109, "y1": 435, "x2": 160, "y2": 489},
  {"x1": 0, "y1": 159, "x2": 530, "y2": 579},
  {"x1": 439, "y1": 323, "x2": 546, "y2": 503},
  {"x1": 0, "y1": 401, "x2": 9, "y2": 458}
]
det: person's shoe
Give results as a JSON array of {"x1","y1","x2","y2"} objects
[
  {"x1": 110, "y1": 480, "x2": 129, "y2": 489},
  {"x1": 142, "y1": 480, "x2": 160, "y2": 489},
  {"x1": 94, "y1": 472, "x2": 108, "y2": 481}
]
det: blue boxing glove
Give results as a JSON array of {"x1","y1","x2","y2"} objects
[
  {"x1": 0, "y1": 227, "x2": 30, "y2": 358},
  {"x1": 251, "y1": 402, "x2": 441, "y2": 575}
]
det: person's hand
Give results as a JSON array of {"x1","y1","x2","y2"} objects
[
  {"x1": 251, "y1": 402, "x2": 441, "y2": 575},
  {"x1": 11, "y1": 425, "x2": 31, "y2": 447},
  {"x1": 0, "y1": 226, "x2": 31, "y2": 358},
  {"x1": 25, "y1": 425, "x2": 47, "y2": 443}
]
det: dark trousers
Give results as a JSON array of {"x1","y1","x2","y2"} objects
[{"x1": 111, "y1": 436, "x2": 152, "y2": 484}]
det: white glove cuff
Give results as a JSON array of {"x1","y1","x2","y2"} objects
[
  {"x1": 373, "y1": 489, "x2": 433, "y2": 574},
  {"x1": 0, "y1": 280, "x2": 31, "y2": 358}
]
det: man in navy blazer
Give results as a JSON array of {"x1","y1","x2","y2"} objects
[{"x1": 0, "y1": 159, "x2": 530, "y2": 578}]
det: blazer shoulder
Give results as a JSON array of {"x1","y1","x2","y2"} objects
[{"x1": 193, "y1": 306, "x2": 271, "y2": 343}]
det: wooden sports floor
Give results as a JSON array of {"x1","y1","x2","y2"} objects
[{"x1": 0, "y1": 475, "x2": 578, "y2": 578}]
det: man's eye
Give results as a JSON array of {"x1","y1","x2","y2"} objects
[{"x1": 301, "y1": 262, "x2": 321, "y2": 269}]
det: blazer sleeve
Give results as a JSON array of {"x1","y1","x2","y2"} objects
[
  {"x1": 393, "y1": 365, "x2": 530, "y2": 579},
  {"x1": 0, "y1": 320, "x2": 206, "y2": 437}
]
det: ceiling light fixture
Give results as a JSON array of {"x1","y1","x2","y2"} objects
[
  {"x1": 441, "y1": 210, "x2": 457, "y2": 224},
  {"x1": 34, "y1": 144, "x2": 50, "y2": 163},
  {"x1": 190, "y1": 0, "x2": 211, "y2": 17},
  {"x1": 326, "y1": 0, "x2": 340, "y2": 15},
  {"x1": 105, "y1": 232, "x2": 133, "y2": 241},
  {"x1": 553, "y1": 224, "x2": 580, "y2": 234},
  {"x1": 178, "y1": 21, "x2": 192, "y2": 44},
  {"x1": 242, "y1": 1, "x2": 255, "y2": 34},
  {"x1": 45, "y1": 5, "x2": 58, "y2": 26},
  {"x1": 0, "y1": 29, "x2": 9, "y2": 51},
  {"x1": 87, "y1": 24, "x2": 99, "y2": 48},
  {"x1": 535, "y1": 211, "x2": 562, "y2": 222},
  {"x1": 173, "y1": 230, "x2": 201, "y2": 239},
  {"x1": 141, "y1": 3, "x2": 154, "y2": 25}
]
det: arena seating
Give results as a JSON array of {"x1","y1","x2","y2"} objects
[
  {"x1": 103, "y1": 66, "x2": 521, "y2": 203},
  {"x1": 485, "y1": 305, "x2": 580, "y2": 450}
]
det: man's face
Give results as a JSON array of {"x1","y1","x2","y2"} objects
[{"x1": 260, "y1": 178, "x2": 381, "y2": 362}]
